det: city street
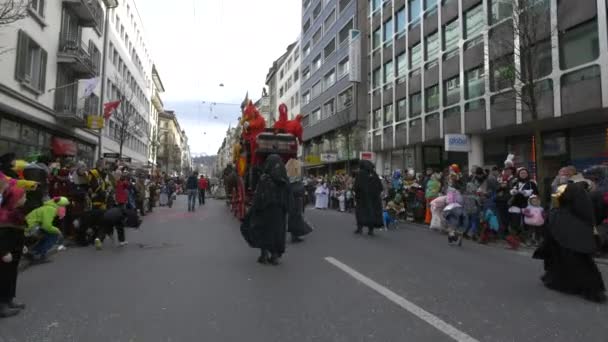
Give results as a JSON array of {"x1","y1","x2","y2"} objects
[{"x1": 1, "y1": 197, "x2": 607, "y2": 342}]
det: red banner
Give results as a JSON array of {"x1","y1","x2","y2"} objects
[{"x1": 52, "y1": 137, "x2": 77, "y2": 156}]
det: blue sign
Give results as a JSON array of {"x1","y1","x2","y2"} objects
[{"x1": 444, "y1": 134, "x2": 471, "y2": 152}]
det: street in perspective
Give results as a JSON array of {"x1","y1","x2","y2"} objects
[{"x1": 1, "y1": 0, "x2": 608, "y2": 341}]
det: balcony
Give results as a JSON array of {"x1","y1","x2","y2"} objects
[
  {"x1": 63, "y1": 0, "x2": 103, "y2": 28},
  {"x1": 54, "y1": 86, "x2": 100, "y2": 126},
  {"x1": 58, "y1": 35, "x2": 96, "y2": 78}
]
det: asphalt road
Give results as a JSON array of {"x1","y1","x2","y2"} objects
[{"x1": 1, "y1": 197, "x2": 607, "y2": 342}]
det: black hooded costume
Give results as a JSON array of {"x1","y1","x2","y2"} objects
[
  {"x1": 533, "y1": 182, "x2": 606, "y2": 302},
  {"x1": 287, "y1": 180, "x2": 313, "y2": 240},
  {"x1": 354, "y1": 160, "x2": 383, "y2": 234},
  {"x1": 243, "y1": 155, "x2": 289, "y2": 264}
]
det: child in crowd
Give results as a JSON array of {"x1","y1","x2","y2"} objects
[{"x1": 523, "y1": 195, "x2": 545, "y2": 246}]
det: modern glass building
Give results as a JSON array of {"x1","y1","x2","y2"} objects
[{"x1": 367, "y1": 0, "x2": 608, "y2": 186}]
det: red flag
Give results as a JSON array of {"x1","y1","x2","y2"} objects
[{"x1": 103, "y1": 100, "x2": 121, "y2": 119}]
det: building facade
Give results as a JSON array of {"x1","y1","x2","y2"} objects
[
  {"x1": 157, "y1": 110, "x2": 184, "y2": 176},
  {"x1": 265, "y1": 51, "x2": 290, "y2": 126},
  {"x1": 0, "y1": 0, "x2": 110, "y2": 165},
  {"x1": 101, "y1": 0, "x2": 154, "y2": 166},
  {"x1": 276, "y1": 39, "x2": 302, "y2": 119},
  {"x1": 368, "y1": 0, "x2": 608, "y2": 185},
  {"x1": 300, "y1": 0, "x2": 370, "y2": 175},
  {"x1": 150, "y1": 64, "x2": 165, "y2": 166}
]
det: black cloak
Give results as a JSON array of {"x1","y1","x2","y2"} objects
[
  {"x1": 354, "y1": 160, "x2": 383, "y2": 228},
  {"x1": 245, "y1": 155, "x2": 289, "y2": 255},
  {"x1": 287, "y1": 181, "x2": 313, "y2": 237}
]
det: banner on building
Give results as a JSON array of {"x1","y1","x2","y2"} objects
[
  {"x1": 320, "y1": 153, "x2": 338, "y2": 162},
  {"x1": 349, "y1": 29, "x2": 361, "y2": 83},
  {"x1": 359, "y1": 151, "x2": 375, "y2": 161},
  {"x1": 305, "y1": 155, "x2": 321, "y2": 165},
  {"x1": 444, "y1": 134, "x2": 471, "y2": 152},
  {"x1": 86, "y1": 115, "x2": 105, "y2": 129},
  {"x1": 52, "y1": 137, "x2": 77, "y2": 156}
]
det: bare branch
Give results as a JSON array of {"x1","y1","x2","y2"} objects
[
  {"x1": 111, "y1": 75, "x2": 149, "y2": 157},
  {"x1": 0, "y1": 0, "x2": 28, "y2": 26}
]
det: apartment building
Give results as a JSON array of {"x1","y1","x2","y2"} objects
[
  {"x1": 0, "y1": 0, "x2": 110, "y2": 165},
  {"x1": 300, "y1": 0, "x2": 370, "y2": 175},
  {"x1": 368, "y1": 0, "x2": 608, "y2": 184},
  {"x1": 158, "y1": 110, "x2": 183, "y2": 176},
  {"x1": 265, "y1": 50, "x2": 290, "y2": 126},
  {"x1": 276, "y1": 39, "x2": 302, "y2": 119},
  {"x1": 101, "y1": 0, "x2": 155, "y2": 165},
  {"x1": 150, "y1": 64, "x2": 165, "y2": 165}
]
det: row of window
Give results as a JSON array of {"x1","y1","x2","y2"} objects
[
  {"x1": 306, "y1": 86, "x2": 353, "y2": 127},
  {"x1": 302, "y1": 56, "x2": 350, "y2": 105},
  {"x1": 108, "y1": 42, "x2": 150, "y2": 110},
  {"x1": 105, "y1": 120, "x2": 148, "y2": 155},
  {"x1": 278, "y1": 46, "x2": 300, "y2": 81},
  {"x1": 303, "y1": 0, "x2": 353, "y2": 36},
  {"x1": 105, "y1": 79, "x2": 150, "y2": 138},
  {"x1": 303, "y1": 17, "x2": 354, "y2": 61},
  {"x1": 371, "y1": 62, "x2": 601, "y2": 130}
]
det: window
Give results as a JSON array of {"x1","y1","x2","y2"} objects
[
  {"x1": 425, "y1": 31, "x2": 439, "y2": 60},
  {"x1": 373, "y1": 28, "x2": 381, "y2": 49},
  {"x1": 303, "y1": 91, "x2": 311, "y2": 105},
  {"x1": 324, "y1": 99, "x2": 335, "y2": 118},
  {"x1": 324, "y1": 9, "x2": 336, "y2": 30},
  {"x1": 409, "y1": 0, "x2": 421, "y2": 24},
  {"x1": 373, "y1": 108, "x2": 382, "y2": 129},
  {"x1": 396, "y1": 7, "x2": 406, "y2": 34},
  {"x1": 425, "y1": 85, "x2": 439, "y2": 111},
  {"x1": 384, "y1": 18, "x2": 394, "y2": 44},
  {"x1": 396, "y1": 53, "x2": 407, "y2": 82},
  {"x1": 559, "y1": 19, "x2": 599, "y2": 70},
  {"x1": 15, "y1": 30, "x2": 47, "y2": 93},
  {"x1": 324, "y1": 69, "x2": 336, "y2": 89},
  {"x1": 338, "y1": 87, "x2": 353, "y2": 110},
  {"x1": 464, "y1": 4, "x2": 484, "y2": 39},
  {"x1": 30, "y1": 0, "x2": 45, "y2": 17},
  {"x1": 371, "y1": 0, "x2": 381, "y2": 12},
  {"x1": 410, "y1": 92, "x2": 422, "y2": 116},
  {"x1": 339, "y1": 19, "x2": 354, "y2": 45},
  {"x1": 372, "y1": 68, "x2": 381, "y2": 88},
  {"x1": 410, "y1": 43, "x2": 422, "y2": 69},
  {"x1": 279, "y1": 87, "x2": 284, "y2": 97},
  {"x1": 324, "y1": 39, "x2": 336, "y2": 59},
  {"x1": 304, "y1": 19, "x2": 313, "y2": 36},
  {"x1": 303, "y1": 66, "x2": 311, "y2": 80},
  {"x1": 490, "y1": 57, "x2": 514, "y2": 91},
  {"x1": 443, "y1": 19, "x2": 459, "y2": 52},
  {"x1": 313, "y1": 2, "x2": 322, "y2": 19},
  {"x1": 293, "y1": 70, "x2": 300, "y2": 82},
  {"x1": 303, "y1": 42, "x2": 311, "y2": 58},
  {"x1": 465, "y1": 66, "x2": 485, "y2": 99},
  {"x1": 88, "y1": 41, "x2": 101, "y2": 75},
  {"x1": 294, "y1": 47, "x2": 300, "y2": 61},
  {"x1": 303, "y1": 0, "x2": 311, "y2": 10},
  {"x1": 424, "y1": 0, "x2": 437, "y2": 10},
  {"x1": 340, "y1": 0, "x2": 352, "y2": 12},
  {"x1": 313, "y1": 28, "x2": 322, "y2": 46},
  {"x1": 489, "y1": 0, "x2": 512, "y2": 25},
  {"x1": 397, "y1": 98, "x2": 407, "y2": 121},
  {"x1": 311, "y1": 108, "x2": 321, "y2": 124},
  {"x1": 384, "y1": 104, "x2": 394, "y2": 125},
  {"x1": 312, "y1": 54, "x2": 322, "y2": 72},
  {"x1": 384, "y1": 60, "x2": 394, "y2": 84},
  {"x1": 312, "y1": 81, "x2": 322, "y2": 98},
  {"x1": 444, "y1": 76, "x2": 460, "y2": 106},
  {"x1": 338, "y1": 57, "x2": 350, "y2": 77}
]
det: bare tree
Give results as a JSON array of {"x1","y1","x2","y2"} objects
[
  {"x1": 0, "y1": 0, "x2": 28, "y2": 25},
  {"x1": 111, "y1": 75, "x2": 149, "y2": 159},
  {"x1": 487, "y1": 0, "x2": 555, "y2": 195}
]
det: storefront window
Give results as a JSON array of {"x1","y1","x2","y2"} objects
[
  {"x1": 21, "y1": 125, "x2": 38, "y2": 145},
  {"x1": 0, "y1": 118, "x2": 20, "y2": 139}
]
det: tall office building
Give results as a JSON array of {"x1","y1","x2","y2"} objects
[
  {"x1": 368, "y1": 0, "x2": 608, "y2": 181},
  {"x1": 300, "y1": 0, "x2": 370, "y2": 175}
]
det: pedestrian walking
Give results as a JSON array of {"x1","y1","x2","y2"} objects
[
  {"x1": 186, "y1": 172, "x2": 198, "y2": 212},
  {"x1": 533, "y1": 183, "x2": 606, "y2": 303},
  {"x1": 0, "y1": 186, "x2": 27, "y2": 318},
  {"x1": 198, "y1": 175, "x2": 208, "y2": 206},
  {"x1": 115, "y1": 175, "x2": 130, "y2": 209},
  {"x1": 354, "y1": 160, "x2": 383, "y2": 236},
  {"x1": 249, "y1": 155, "x2": 289, "y2": 265}
]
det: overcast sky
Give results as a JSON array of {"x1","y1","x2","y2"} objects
[{"x1": 137, "y1": 0, "x2": 302, "y2": 156}]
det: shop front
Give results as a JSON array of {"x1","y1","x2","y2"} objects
[{"x1": 0, "y1": 115, "x2": 96, "y2": 165}]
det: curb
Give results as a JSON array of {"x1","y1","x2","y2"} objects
[{"x1": 397, "y1": 220, "x2": 608, "y2": 266}]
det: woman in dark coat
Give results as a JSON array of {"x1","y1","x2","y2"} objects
[
  {"x1": 250, "y1": 155, "x2": 289, "y2": 265},
  {"x1": 287, "y1": 180, "x2": 312, "y2": 243},
  {"x1": 354, "y1": 160, "x2": 383, "y2": 236},
  {"x1": 533, "y1": 182, "x2": 606, "y2": 303}
]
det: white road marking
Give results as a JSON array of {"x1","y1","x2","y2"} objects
[{"x1": 325, "y1": 256, "x2": 480, "y2": 342}]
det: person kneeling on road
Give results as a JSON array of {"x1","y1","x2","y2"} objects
[
  {"x1": 93, "y1": 206, "x2": 141, "y2": 250},
  {"x1": 24, "y1": 197, "x2": 69, "y2": 263}
]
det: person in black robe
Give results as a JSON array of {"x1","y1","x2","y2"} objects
[
  {"x1": 287, "y1": 180, "x2": 312, "y2": 243},
  {"x1": 250, "y1": 155, "x2": 289, "y2": 265},
  {"x1": 533, "y1": 182, "x2": 606, "y2": 303},
  {"x1": 354, "y1": 160, "x2": 383, "y2": 236}
]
